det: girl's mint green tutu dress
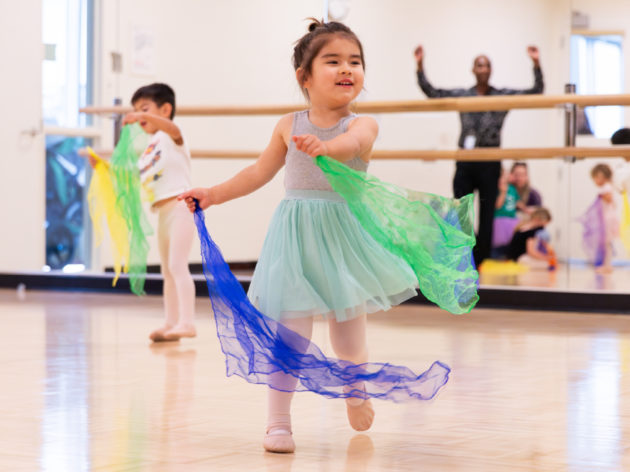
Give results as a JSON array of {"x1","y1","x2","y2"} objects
[{"x1": 248, "y1": 111, "x2": 418, "y2": 322}]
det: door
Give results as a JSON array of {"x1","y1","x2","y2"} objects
[{"x1": 0, "y1": 0, "x2": 45, "y2": 272}]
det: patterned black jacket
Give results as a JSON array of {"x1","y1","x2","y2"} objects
[{"x1": 416, "y1": 67, "x2": 544, "y2": 148}]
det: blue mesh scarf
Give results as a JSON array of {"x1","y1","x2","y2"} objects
[{"x1": 193, "y1": 204, "x2": 450, "y2": 401}]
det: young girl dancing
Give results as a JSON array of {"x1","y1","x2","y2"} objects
[
  {"x1": 180, "y1": 21, "x2": 470, "y2": 454},
  {"x1": 582, "y1": 163, "x2": 619, "y2": 273}
]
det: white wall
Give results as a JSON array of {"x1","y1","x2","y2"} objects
[
  {"x1": 90, "y1": 0, "x2": 578, "y2": 269},
  {"x1": 0, "y1": 0, "x2": 45, "y2": 272},
  {"x1": 95, "y1": 1, "x2": 321, "y2": 267}
]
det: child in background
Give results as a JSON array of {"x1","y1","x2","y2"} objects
[
  {"x1": 492, "y1": 168, "x2": 520, "y2": 257},
  {"x1": 582, "y1": 163, "x2": 619, "y2": 273},
  {"x1": 180, "y1": 20, "x2": 424, "y2": 453},
  {"x1": 107, "y1": 83, "x2": 197, "y2": 342},
  {"x1": 506, "y1": 207, "x2": 554, "y2": 266}
]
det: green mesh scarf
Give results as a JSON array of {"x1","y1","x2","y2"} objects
[
  {"x1": 316, "y1": 155, "x2": 478, "y2": 314},
  {"x1": 110, "y1": 124, "x2": 152, "y2": 295}
]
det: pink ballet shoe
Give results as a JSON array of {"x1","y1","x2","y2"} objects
[
  {"x1": 263, "y1": 427, "x2": 295, "y2": 454},
  {"x1": 346, "y1": 398, "x2": 374, "y2": 432}
]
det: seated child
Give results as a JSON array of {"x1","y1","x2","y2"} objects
[{"x1": 506, "y1": 207, "x2": 554, "y2": 265}]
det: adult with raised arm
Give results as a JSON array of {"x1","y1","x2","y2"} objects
[{"x1": 414, "y1": 45, "x2": 544, "y2": 264}]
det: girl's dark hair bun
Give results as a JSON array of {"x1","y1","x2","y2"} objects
[{"x1": 307, "y1": 18, "x2": 324, "y2": 32}]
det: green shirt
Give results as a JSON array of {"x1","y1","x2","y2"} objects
[{"x1": 495, "y1": 184, "x2": 519, "y2": 217}]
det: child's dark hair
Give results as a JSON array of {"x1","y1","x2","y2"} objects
[
  {"x1": 131, "y1": 83, "x2": 176, "y2": 119},
  {"x1": 591, "y1": 163, "x2": 613, "y2": 181},
  {"x1": 292, "y1": 19, "x2": 365, "y2": 98},
  {"x1": 611, "y1": 127, "x2": 630, "y2": 145}
]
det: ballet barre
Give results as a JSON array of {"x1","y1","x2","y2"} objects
[
  {"x1": 79, "y1": 146, "x2": 630, "y2": 161},
  {"x1": 80, "y1": 89, "x2": 630, "y2": 157},
  {"x1": 80, "y1": 92, "x2": 630, "y2": 116}
]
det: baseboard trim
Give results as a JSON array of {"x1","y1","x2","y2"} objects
[{"x1": 1, "y1": 272, "x2": 628, "y2": 314}]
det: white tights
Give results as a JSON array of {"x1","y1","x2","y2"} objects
[
  {"x1": 267, "y1": 313, "x2": 368, "y2": 431},
  {"x1": 156, "y1": 198, "x2": 196, "y2": 328}
]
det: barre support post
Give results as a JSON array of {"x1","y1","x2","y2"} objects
[
  {"x1": 564, "y1": 83, "x2": 577, "y2": 163},
  {"x1": 113, "y1": 97, "x2": 122, "y2": 145}
]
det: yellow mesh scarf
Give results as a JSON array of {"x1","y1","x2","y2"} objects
[{"x1": 86, "y1": 148, "x2": 130, "y2": 285}]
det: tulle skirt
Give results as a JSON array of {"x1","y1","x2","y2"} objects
[{"x1": 248, "y1": 189, "x2": 418, "y2": 322}]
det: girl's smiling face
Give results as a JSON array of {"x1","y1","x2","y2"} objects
[{"x1": 301, "y1": 36, "x2": 364, "y2": 107}]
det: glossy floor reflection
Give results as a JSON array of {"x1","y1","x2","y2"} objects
[
  {"x1": 480, "y1": 261, "x2": 630, "y2": 292},
  {"x1": 1, "y1": 289, "x2": 629, "y2": 471}
]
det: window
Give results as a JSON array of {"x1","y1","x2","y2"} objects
[
  {"x1": 45, "y1": 136, "x2": 91, "y2": 271},
  {"x1": 42, "y1": 0, "x2": 94, "y2": 128},
  {"x1": 570, "y1": 34, "x2": 623, "y2": 139}
]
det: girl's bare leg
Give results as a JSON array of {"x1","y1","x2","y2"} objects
[
  {"x1": 328, "y1": 313, "x2": 374, "y2": 431},
  {"x1": 264, "y1": 316, "x2": 314, "y2": 453}
]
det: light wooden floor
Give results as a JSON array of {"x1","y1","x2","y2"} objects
[{"x1": 1, "y1": 289, "x2": 629, "y2": 471}]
